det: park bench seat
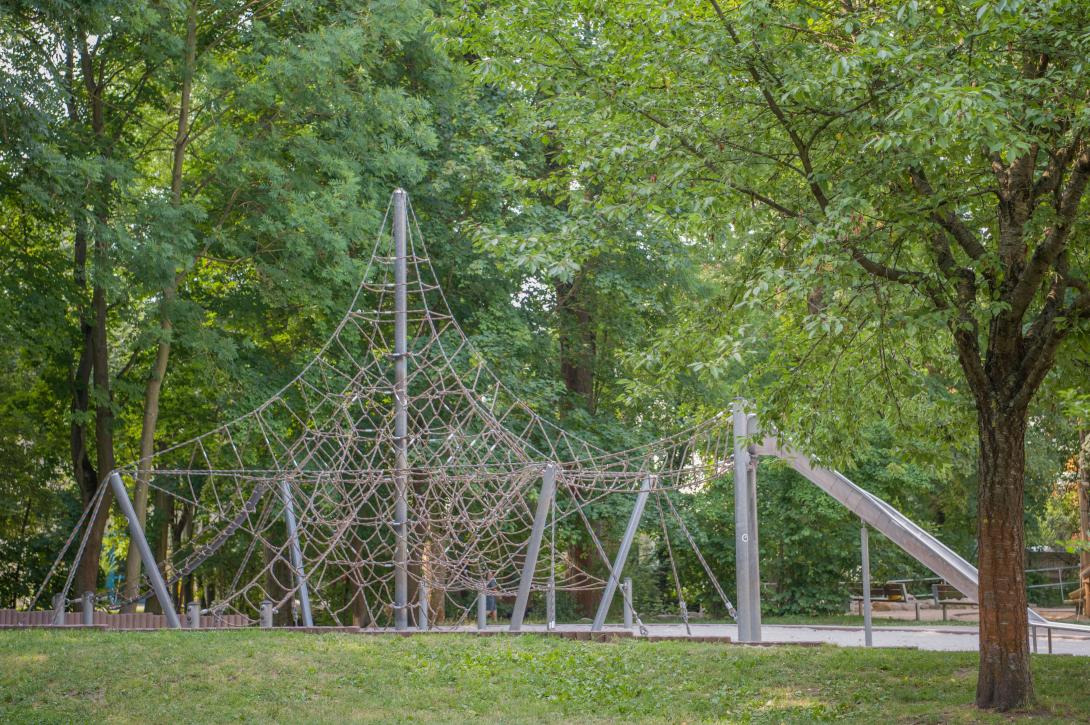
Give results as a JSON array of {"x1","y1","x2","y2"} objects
[
  {"x1": 849, "y1": 582, "x2": 915, "y2": 617},
  {"x1": 932, "y1": 582, "x2": 977, "y2": 620},
  {"x1": 1064, "y1": 586, "x2": 1083, "y2": 617}
]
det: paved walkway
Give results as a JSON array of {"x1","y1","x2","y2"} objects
[
  {"x1": 643, "y1": 623, "x2": 1090, "y2": 656},
  {"x1": 479, "y1": 622, "x2": 1090, "y2": 656}
]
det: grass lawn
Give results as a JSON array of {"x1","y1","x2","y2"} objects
[{"x1": 2, "y1": 631, "x2": 1088, "y2": 723}]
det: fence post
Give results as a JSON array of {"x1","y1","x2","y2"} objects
[
  {"x1": 81, "y1": 591, "x2": 94, "y2": 626},
  {"x1": 51, "y1": 592, "x2": 65, "y2": 626},
  {"x1": 187, "y1": 601, "x2": 201, "y2": 629}
]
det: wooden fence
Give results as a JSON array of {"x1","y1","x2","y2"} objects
[{"x1": 0, "y1": 609, "x2": 249, "y2": 629}]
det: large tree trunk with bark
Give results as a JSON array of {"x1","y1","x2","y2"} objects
[
  {"x1": 75, "y1": 278, "x2": 116, "y2": 593},
  {"x1": 555, "y1": 273, "x2": 596, "y2": 412},
  {"x1": 123, "y1": 0, "x2": 197, "y2": 611},
  {"x1": 975, "y1": 404, "x2": 1032, "y2": 709}
]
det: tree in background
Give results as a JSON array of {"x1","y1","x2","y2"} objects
[
  {"x1": 0, "y1": 0, "x2": 469, "y2": 603},
  {"x1": 473, "y1": 0, "x2": 1090, "y2": 708}
]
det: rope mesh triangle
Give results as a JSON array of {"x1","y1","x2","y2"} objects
[{"x1": 39, "y1": 192, "x2": 737, "y2": 628}]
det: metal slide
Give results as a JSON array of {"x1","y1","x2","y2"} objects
[{"x1": 757, "y1": 438, "x2": 1090, "y2": 635}]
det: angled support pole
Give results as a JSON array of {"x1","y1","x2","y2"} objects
[
  {"x1": 108, "y1": 471, "x2": 181, "y2": 629},
  {"x1": 278, "y1": 477, "x2": 313, "y2": 627},
  {"x1": 392, "y1": 187, "x2": 410, "y2": 631},
  {"x1": 592, "y1": 476, "x2": 652, "y2": 632},
  {"x1": 510, "y1": 463, "x2": 557, "y2": 632}
]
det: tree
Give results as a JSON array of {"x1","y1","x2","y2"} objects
[
  {"x1": 1, "y1": 0, "x2": 465, "y2": 602},
  {"x1": 473, "y1": 0, "x2": 1090, "y2": 708}
]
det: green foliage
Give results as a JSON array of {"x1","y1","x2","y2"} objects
[{"x1": 1, "y1": 0, "x2": 1083, "y2": 627}]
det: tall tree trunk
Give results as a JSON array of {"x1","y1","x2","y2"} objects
[
  {"x1": 975, "y1": 404, "x2": 1032, "y2": 709},
  {"x1": 144, "y1": 489, "x2": 173, "y2": 614},
  {"x1": 70, "y1": 224, "x2": 100, "y2": 566},
  {"x1": 555, "y1": 274, "x2": 596, "y2": 412},
  {"x1": 123, "y1": 0, "x2": 197, "y2": 611},
  {"x1": 75, "y1": 266, "x2": 116, "y2": 593},
  {"x1": 570, "y1": 543, "x2": 597, "y2": 617},
  {"x1": 72, "y1": 35, "x2": 116, "y2": 596}
]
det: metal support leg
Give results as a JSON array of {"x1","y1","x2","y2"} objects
[
  {"x1": 477, "y1": 590, "x2": 487, "y2": 631},
  {"x1": 622, "y1": 578, "x2": 633, "y2": 629},
  {"x1": 278, "y1": 478, "x2": 313, "y2": 627},
  {"x1": 81, "y1": 591, "x2": 94, "y2": 626},
  {"x1": 392, "y1": 188, "x2": 410, "y2": 632},
  {"x1": 108, "y1": 471, "x2": 181, "y2": 628},
  {"x1": 861, "y1": 521, "x2": 872, "y2": 647},
  {"x1": 510, "y1": 464, "x2": 557, "y2": 631},
  {"x1": 187, "y1": 601, "x2": 201, "y2": 629},
  {"x1": 592, "y1": 476, "x2": 652, "y2": 632}
]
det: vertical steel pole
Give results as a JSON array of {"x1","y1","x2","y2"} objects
[
  {"x1": 278, "y1": 478, "x2": 313, "y2": 627},
  {"x1": 745, "y1": 412, "x2": 762, "y2": 642},
  {"x1": 108, "y1": 472, "x2": 181, "y2": 628},
  {"x1": 81, "y1": 591, "x2": 94, "y2": 626},
  {"x1": 393, "y1": 188, "x2": 410, "y2": 631},
  {"x1": 861, "y1": 520, "x2": 873, "y2": 647},
  {"x1": 261, "y1": 600, "x2": 273, "y2": 628},
  {"x1": 510, "y1": 464, "x2": 557, "y2": 631},
  {"x1": 622, "y1": 578, "x2": 633, "y2": 629},
  {"x1": 733, "y1": 400, "x2": 753, "y2": 642},
  {"x1": 477, "y1": 589, "x2": 487, "y2": 630},
  {"x1": 592, "y1": 476, "x2": 652, "y2": 632}
]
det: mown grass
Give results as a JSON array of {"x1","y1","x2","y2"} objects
[{"x1": 1, "y1": 630, "x2": 1087, "y2": 723}]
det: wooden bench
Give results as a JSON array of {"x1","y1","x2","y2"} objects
[
  {"x1": 1063, "y1": 586, "x2": 1083, "y2": 617},
  {"x1": 932, "y1": 582, "x2": 977, "y2": 620},
  {"x1": 849, "y1": 582, "x2": 912, "y2": 616}
]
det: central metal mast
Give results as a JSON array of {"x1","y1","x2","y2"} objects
[{"x1": 392, "y1": 188, "x2": 409, "y2": 631}]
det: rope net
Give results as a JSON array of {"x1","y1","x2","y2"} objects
[{"x1": 40, "y1": 192, "x2": 738, "y2": 629}]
